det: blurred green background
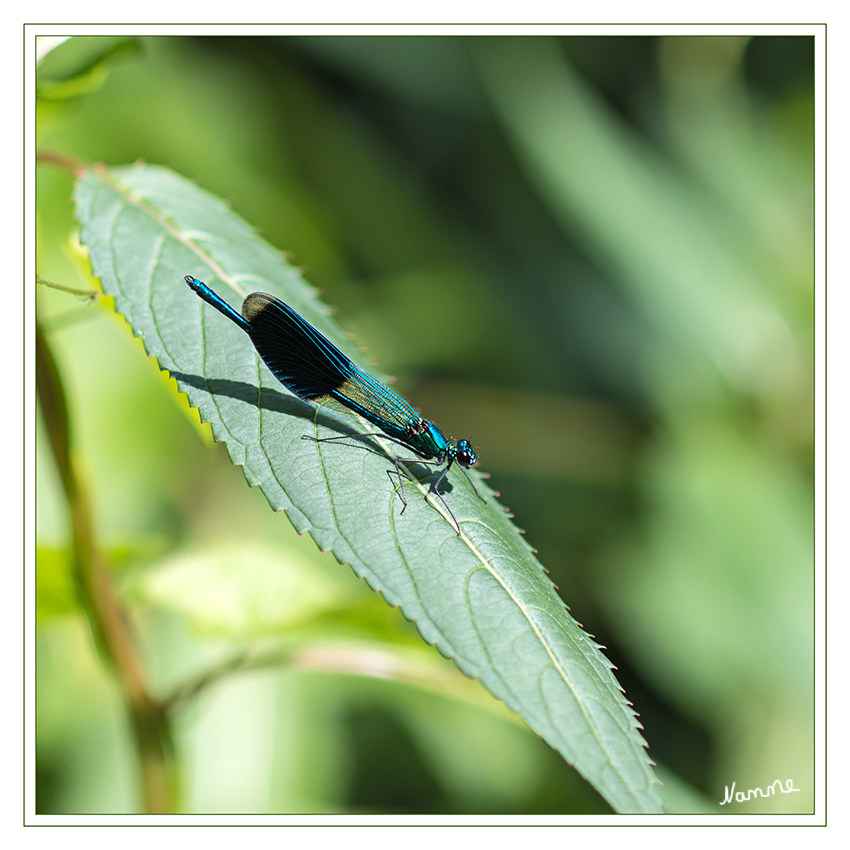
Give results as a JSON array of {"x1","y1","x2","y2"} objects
[{"x1": 35, "y1": 34, "x2": 814, "y2": 814}]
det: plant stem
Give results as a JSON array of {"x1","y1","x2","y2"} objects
[{"x1": 36, "y1": 320, "x2": 175, "y2": 814}]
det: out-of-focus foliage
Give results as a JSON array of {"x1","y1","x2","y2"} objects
[{"x1": 35, "y1": 34, "x2": 814, "y2": 814}]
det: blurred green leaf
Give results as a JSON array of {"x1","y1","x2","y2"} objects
[
  {"x1": 476, "y1": 37, "x2": 802, "y2": 396},
  {"x1": 36, "y1": 547, "x2": 78, "y2": 621},
  {"x1": 36, "y1": 539, "x2": 172, "y2": 623},
  {"x1": 73, "y1": 161, "x2": 663, "y2": 813},
  {"x1": 37, "y1": 36, "x2": 142, "y2": 100},
  {"x1": 133, "y1": 540, "x2": 347, "y2": 637}
]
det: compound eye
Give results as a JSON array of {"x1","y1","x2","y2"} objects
[{"x1": 456, "y1": 439, "x2": 476, "y2": 467}]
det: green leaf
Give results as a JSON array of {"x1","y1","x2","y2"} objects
[
  {"x1": 36, "y1": 547, "x2": 79, "y2": 621},
  {"x1": 37, "y1": 36, "x2": 142, "y2": 101},
  {"x1": 72, "y1": 162, "x2": 663, "y2": 813},
  {"x1": 132, "y1": 539, "x2": 349, "y2": 638}
]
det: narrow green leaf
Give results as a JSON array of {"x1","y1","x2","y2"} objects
[{"x1": 73, "y1": 162, "x2": 663, "y2": 813}]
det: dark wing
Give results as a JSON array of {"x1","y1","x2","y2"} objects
[{"x1": 243, "y1": 293, "x2": 354, "y2": 400}]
